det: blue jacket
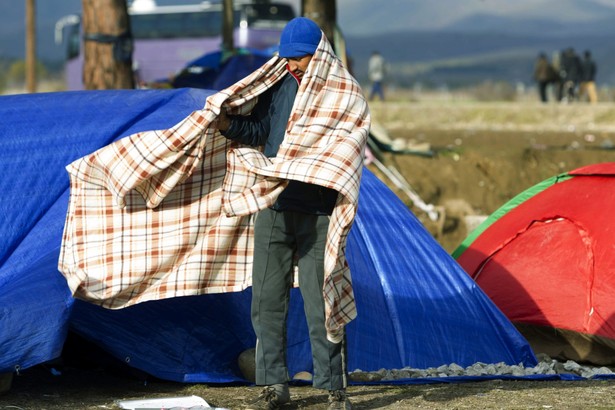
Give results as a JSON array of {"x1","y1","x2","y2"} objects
[{"x1": 223, "y1": 72, "x2": 338, "y2": 215}]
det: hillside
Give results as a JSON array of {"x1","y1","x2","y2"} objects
[{"x1": 346, "y1": 30, "x2": 615, "y2": 87}]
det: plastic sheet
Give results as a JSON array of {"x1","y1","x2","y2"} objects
[{"x1": 0, "y1": 88, "x2": 536, "y2": 382}]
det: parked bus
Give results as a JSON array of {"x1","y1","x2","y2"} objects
[{"x1": 55, "y1": 0, "x2": 295, "y2": 90}]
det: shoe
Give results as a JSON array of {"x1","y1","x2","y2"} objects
[
  {"x1": 245, "y1": 384, "x2": 290, "y2": 410},
  {"x1": 328, "y1": 389, "x2": 353, "y2": 410}
]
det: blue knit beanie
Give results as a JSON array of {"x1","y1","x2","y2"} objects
[{"x1": 278, "y1": 17, "x2": 322, "y2": 58}]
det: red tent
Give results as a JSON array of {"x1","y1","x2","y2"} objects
[{"x1": 454, "y1": 163, "x2": 615, "y2": 365}]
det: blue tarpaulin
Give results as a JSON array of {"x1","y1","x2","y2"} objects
[
  {"x1": 0, "y1": 88, "x2": 537, "y2": 382},
  {"x1": 170, "y1": 48, "x2": 273, "y2": 90}
]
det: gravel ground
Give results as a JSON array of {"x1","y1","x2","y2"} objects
[{"x1": 3, "y1": 363, "x2": 615, "y2": 409}]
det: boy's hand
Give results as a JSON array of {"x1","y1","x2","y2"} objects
[{"x1": 217, "y1": 110, "x2": 230, "y2": 131}]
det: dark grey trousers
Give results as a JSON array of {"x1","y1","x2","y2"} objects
[{"x1": 251, "y1": 208, "x2": 347, "y2": 391}]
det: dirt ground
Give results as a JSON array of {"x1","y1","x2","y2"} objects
[
  {"x1": 374, "y1": 127, "x2": 615, "y2": 253},
  {"x1": 5, "y1": 361, "x2": 615, "y2": 409},
  {"x1": 368, "y1": 99, "x2": 615, "y2": 253},
  {"x1": 3, "y1": 99, "x2": 615, "y2": 409}
]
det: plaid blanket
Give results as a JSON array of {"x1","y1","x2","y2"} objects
[{"x1": 59, "y1": 35, "x2": 370, "y2": 341}]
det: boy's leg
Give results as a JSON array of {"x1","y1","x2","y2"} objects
[
  {"x1": 295, "y1": 213, "x2": 347, "y2": 391},
  {"x1": 251, "y1": 208, "x2": 295, "y2": 386}
]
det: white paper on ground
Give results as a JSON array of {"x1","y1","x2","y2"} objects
[{"x1": 117, "y1": 395, "x2": 210, "y2": 409}]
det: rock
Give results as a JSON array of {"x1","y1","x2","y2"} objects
[
  {"x1": 292, "y1": 371, "x2": 313, "y2": 382},
  {"x1": 582, "y1": 366, "x2": 614, "y2": 378},
  {"x1": 0, "y1": 372, "x2": 12, "y2": 395},
  {"x1": 349, "y1": 371, "x2": 382, "y2": 382},
  {"x1": 511, "y1": 366, "x2": 526, "y2": 377},
  {"x1": 352, "y1": 356, "x2": 613, "y2": 381},
  {"x1": 442, "y1": 198, "x2": 475, "y2": 219},
  {"x1": 535, "y1": 353, "x2": 552, "y2": 362},
  {"x1": 553, "y1": 361, "x2": 568, "y2": 374},
  {"x1": 237, "y1": 348, "x2": 256, "y2": 383},
  {"x1": 464, "y1": 214, "x2": 488, "y2": 232}
]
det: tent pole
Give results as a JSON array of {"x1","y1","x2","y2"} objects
[{"x1": 370, "y1": 156, "x2": 440, "y2": 222}]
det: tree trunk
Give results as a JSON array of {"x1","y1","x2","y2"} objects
[
  {"x1": 301, "y1": 0, "x2": 349, "y2": 68},
  {"x1": 25, "y1": 0, "x2": 36, "y2": 93},
  {"x1": 302, "y1": 0, "x2": 336, "y2": 44},
  {"x1": 81, "y1": 0, "x2": 134, "y2": 89},
  {"x1": 222, "y1": 0, "x2": 234, "y2": 52}
]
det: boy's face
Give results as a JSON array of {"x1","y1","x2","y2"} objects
[{"x1": 287, "y1": 55, "x2": 312, "y2": 79}]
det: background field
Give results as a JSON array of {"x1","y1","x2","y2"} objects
[{"x1": 367, "y1": 94, "x2": 615, "y2": 252}]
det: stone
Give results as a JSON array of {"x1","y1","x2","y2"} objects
[
  {"x1": 292, "y1": 371, "x2": 313, "y2": 381},
  {"x1": 0, "y1": 372, "x2": 13, "y2": 395},
  {"x1": 237, "y1": 348, "x2": 256, "y2": 383}
]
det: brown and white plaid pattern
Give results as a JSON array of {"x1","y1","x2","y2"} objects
[{"x1": 59, "y1": 34, "x2": 370, "y2": 341}]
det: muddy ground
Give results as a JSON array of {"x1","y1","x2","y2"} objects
[{"x1": 3, "y1": 100, "x2": 615, "y2": 409}]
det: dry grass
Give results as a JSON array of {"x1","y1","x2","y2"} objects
[{"x1": 368, "y1": 98, "x2": 615, "y2": 134}]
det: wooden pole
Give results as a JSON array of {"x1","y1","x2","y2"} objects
[
  {"x1": 301, "y1": 0, "x2": 348, "y2": 68},
  {"x1": 81, "y1": 0, "x2": 134, "y2": 89},
  {"x1": 222, "y1": 0, "x2": 234, "y2": 52},
  {"x1": 302, "y1": 0, "x2": 336, "y2": 43},
  {"x1": 25, "y1": 0, "x2": 36, "y2": 93}
]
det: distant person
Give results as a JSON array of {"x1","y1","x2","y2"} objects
[
  {"x1": 533, "y1": 52, "x2": 556, "y2": 103},
  {"x1": 560, "y1": 47, "x2": 582, "y2": 102},
  {"x1": 579, "y1": 50, "x2": 598, "y2": 104},
  {"x1": 551, "y1": 50, "x2": 564, "y2": 101},
  {"x1": 368, "y1": 51, "x2": 386, "y2": 101}
]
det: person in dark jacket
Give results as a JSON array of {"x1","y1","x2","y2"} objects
[
  {"x1": 560, "y1": 47, "x2": 582, "y2": 102},
  {"x1": 579, "y1": 50, "x2": 598, "y2": 104},
  {"x1": 533, "y1": 52, "x2": 556, "y2": 103},
  {"x1": 217, "y1": 17, "x2": 357, "y2": 410}
]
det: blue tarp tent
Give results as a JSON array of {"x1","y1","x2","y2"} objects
[
  {"x1": 170, "y1": 48, "x2": 273, "y2": 90},
  {"x1": 0, "y1": 88, "x2": 537, "y2": 383}
]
